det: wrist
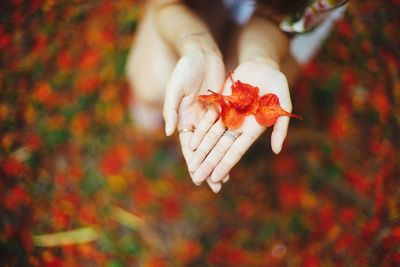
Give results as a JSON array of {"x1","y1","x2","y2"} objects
[
  {"x1": 240, "y1": 55, "x2": 280, "y2": 70},
  {"x1": 238, "y1": 15, "x2": 290, "y2": 70},
  {"x1": 179, "y1": 31, "x2": 221, "y2": 58}
]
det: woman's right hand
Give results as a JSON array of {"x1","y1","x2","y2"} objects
[{"x1": 154, "y1": 1, "x2": 228, "y2": 192}]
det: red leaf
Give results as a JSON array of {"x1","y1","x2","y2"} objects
[
  {"x1": 198, "y1": 90, "x2": 224, "y2": 105},
  {"x1": 2, "y1": 158, "x2": 27, "y2": 177},
  {"x1": 255, "y1": 94, "x2": 302, "y2": 128},
  {"x1": 5, "y1": 186, "x2": 31, "y2": 209},
  {"x1": 227, "y1": 78, "x2": 259, "y2": 114},
  {"x1": 221, "y1": 102, "x2": 246, "y2": 129},
  {"x1": 198, "y1": 75, "x2": 302, "y2": 129}
]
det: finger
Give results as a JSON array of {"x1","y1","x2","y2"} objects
[
  {"x1": 190, "y1": 108, "x2": 219, "y2": 150},
  {"x1": 188, "y1": 120, "x2": 225, "y2": 173},
  {"x1": 163, "y1": 75, "x2": 184, "y2": 136},
  {"x1": 192, "y1": 133, "x2": 235, "y2": 184},
  {"x1": 206, "y1": 178, "x2": 222, "y2": 193},
  {"x1": 271, "y1": 116, "x2": 289, "y2": 154},
  {"x1": 222, "y1": 175, "x2": 230, "y2": 183},
  {"x1": 190, "y1": 56, "x2": 224, "y2": 149},
  {"x1": 211, "y1": 131, "x2": 261, "y2": 182},
  {"x1": 163, "y1": 57, "x2": 204, "y2": 136},
  {"x1": 178, "y1": 128, "x2": 195, "y2": 166}
]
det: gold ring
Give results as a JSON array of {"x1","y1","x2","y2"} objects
[
  {"x1": 222, "y1": 131, "x2": 238, "y2": 141},
  {"x1": 178, "y1": 128, "x2": 194, "y2": 134}
]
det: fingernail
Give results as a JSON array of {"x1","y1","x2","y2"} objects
[
  {"x1": 192, "y1": 171, "x2": 205, "y2": 184},
  {"x1": 211, "y1": 183, "x2": 221, "y2": 193},
  {"x1": 206, "y1": 178, "x2": 221, "y2": 193}
]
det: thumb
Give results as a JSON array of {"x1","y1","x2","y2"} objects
[{"x1": 163, "y1": 75, "x2": 184, "y2": 136}]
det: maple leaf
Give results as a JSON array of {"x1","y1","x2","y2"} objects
[{"x1": 255, "y1": 94, "x2": 302, "y2": 128}]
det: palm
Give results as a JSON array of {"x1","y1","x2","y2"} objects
[
  {"x1": 164, "y1": 52, "x2": 225, "y2": 192},
  {"x1": 166, "y1": 52, "x2": 224, "y2": 129},
  {"x1": 226, "y1": 60, "x2": 292, "y2": 135}
]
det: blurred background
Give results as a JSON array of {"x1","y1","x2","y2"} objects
[{"x1": 0, "y1": 0, "x2": 399, "y2": 266}]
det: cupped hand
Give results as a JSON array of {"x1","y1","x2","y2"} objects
[
  {"x1": 188, "y1": 59, "x2": 294, "y2": 187},
  {"x1": 162, "y1": 48, "x2": 227, "y2": 192}
]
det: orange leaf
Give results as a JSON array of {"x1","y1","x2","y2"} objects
[
  {"x1": 227, "y1": 79, "x2": 259, "y2": 115},
  {"x1": 255, "y1": 94, "x2": 302, "y2": 127},
  {"x1": 198, "y1": 90, "x2": 224, "y2": 105},
  {"x1": 198, "y1": 75, "x2": 302, "y2": 129},
  {"x1": 221, "y1": 102, "x2": 246, "y2": 129}
]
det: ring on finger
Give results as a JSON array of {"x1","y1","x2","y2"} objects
[
  {"x1": 178, "y1": 127, "x2": 194, "y2": 135},
  {"x1": 222, "y1": 130, "x2": 239, "y2": 141}
]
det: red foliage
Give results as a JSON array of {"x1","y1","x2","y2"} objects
[
  {"x1": 255, "y1": 94, "x2": 302, "y2": 128},
  {"x1": 339, "y1": 207, "x2": 357, "y2": 225},
  {"x1": 199, "y1": 74, "x2": 301, "y2": 129},
  {"x1": 221, "y1": 102, "x2": 246, "y2": 129},
  {"x1": 57, "y1": 52, "x2": 73, "y2": 71},
  {"x1": 206, "y1": 242, "x2": 247, "y2": 266},
  {"x1": 278, "y1": 182, "x2": 304, "y2": 211},
  {"x1": 361, "y1": 217, "x2": 381, "y2": 242},
  {"x1": 25, "y1": 133, "x2": 42, "y2": 151},
  {"x1": 5, "y1": 186, "x2": 31, "y2": 209},
  {"x1": 78, "y1": 50, "x2": 100, "y2": 70},
  {"x1": 198, "y1": 90, "x2": 224, "y2": 105},
  {"x1": 301, "y1": 254, "x2": 320, "y2": 267},
  {"x1": 160, "y1": 196, "x2": 182, "y2": 220},
  {"x1": 228, "y1": 77, "x2": 260, "y2": 114},
  {"x1": 2, "y1": 158, "x2": 28, "y2": 177},
  {"x1": 176, "y1": 240, "x2": 202, "y2": 264},
  {"x1": 100, "y1": 146, "x2": 130, "y2": 176}
]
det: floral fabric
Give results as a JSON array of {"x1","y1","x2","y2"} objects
[{"x1": 281, "y1": 0, "x2": 350, "y2": 33}]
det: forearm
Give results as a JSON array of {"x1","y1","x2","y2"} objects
[
  {"x1": 152, "y1": 0, "x2": 220, "y2": 56},
  {"x1": 238, "y1": 15, "x2": 290, "y2": 68}
]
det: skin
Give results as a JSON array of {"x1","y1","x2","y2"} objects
[
  {"x1": 126, "y1": 0, "x2": 298, "y2": 193},
  {"x1": 189, "y1": 15, "x2": 294, "y2": 185}
]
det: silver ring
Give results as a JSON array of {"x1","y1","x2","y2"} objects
[
  {"x1": 178, "y1": 128, "x2": 194, "y2": 135},
  {"x1": 222, "y1": 131, "x2": 238, "y2": 141}
]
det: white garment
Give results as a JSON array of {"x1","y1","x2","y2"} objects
[{"x1": 223, "y1": 0, "x2": 347, "y2": 64}]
